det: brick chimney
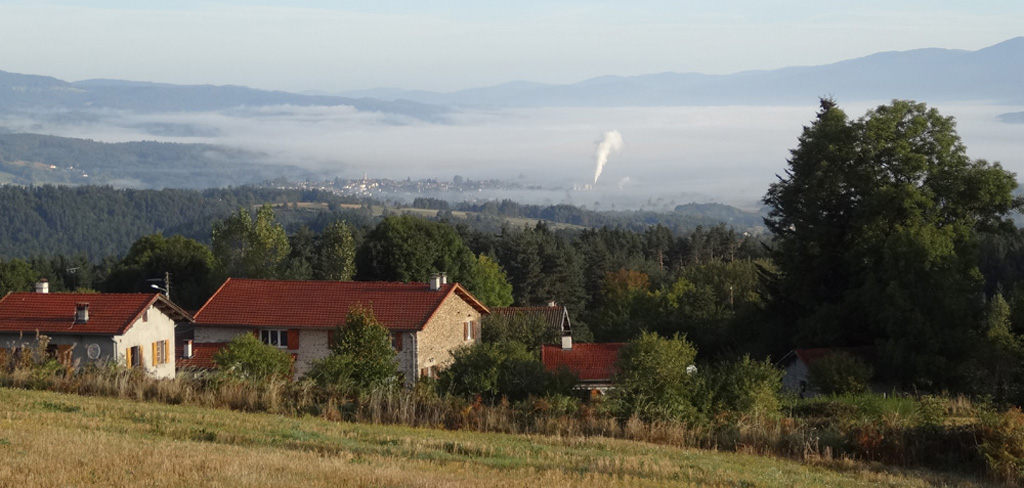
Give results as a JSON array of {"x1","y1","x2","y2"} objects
[{"x1": 75, "y1": 303, "x2": 89, "y2": 323}]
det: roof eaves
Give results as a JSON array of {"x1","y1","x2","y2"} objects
[
  {"x1": 153, "y1": 295, "x2": 195, "y2": 323},
  {"x1": 192, "y1": 277, "x2": 233, "y2": 321},
  {"x1": 452, "y1": 283, "x2": 490, "y2": 315},
  {"x1": 118, "y1": 293, "x2": 163, "y2": 335}
]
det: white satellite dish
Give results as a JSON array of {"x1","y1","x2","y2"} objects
[{"x1": 86, "y1": 344, "x2": 100, "y2": 360}]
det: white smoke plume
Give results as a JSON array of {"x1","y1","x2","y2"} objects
[{"x1": 593, "y1": 130, "x2": 623, "y2": 184}]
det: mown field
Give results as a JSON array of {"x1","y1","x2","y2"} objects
[{"x1": 0, "y1": 388, "x2": 995, "y2": 487}]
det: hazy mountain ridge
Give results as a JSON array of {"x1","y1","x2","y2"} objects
[
  {"x1": 339, "y1": 38, "x2": 1024, "y2": 107},
  {"x1": 0, "y1": 70, "x2": 448, "y2": 122}
]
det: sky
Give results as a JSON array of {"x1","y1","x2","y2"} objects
[{"x1": 0, "y1": 1, "x2": 1022, "y2": 92}]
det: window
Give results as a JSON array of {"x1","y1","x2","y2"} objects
[
  {"x1": 152, "y1": 340, "x2": 169, "y2": 366},
  {"x1": 260, "y1": 329, "x2": 288, "y2": 348},
  {"x1": 464, "y1": 320, "x2": 477, "y2": 341}
]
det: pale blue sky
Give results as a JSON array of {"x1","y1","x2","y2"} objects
[{"x1": 0, "y1": 1, "x2": 1021, "y2": 92}]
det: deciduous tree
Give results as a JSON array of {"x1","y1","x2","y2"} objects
[{"x1": 763, "y1": 99, "x2": 1021, "y2": 388}]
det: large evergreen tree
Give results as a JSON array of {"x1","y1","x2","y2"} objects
[{"x1": 763, "y1": 99, "x2": 1021, "y2": 389}]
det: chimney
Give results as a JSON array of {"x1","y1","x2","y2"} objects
[
  {"x1": 561, "y1": 335, "x2": 572, "y2": 350},
  {"x1": 440, "y1": 273, "x2": 448, "y2": 285},
  {"x1": 547, "y1": 300, "x2": 557, "y2": 307},
  {"x1": 429, "y1": 273, "x2": 442, "y2": 291},
  {"x1": 35, "y1": 279, "x2": 49, "y2": 294},
  {"x1": 75, "y1": 303, "x2": 89, "y2": 323}
]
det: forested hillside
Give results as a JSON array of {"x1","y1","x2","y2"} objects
[{"x1": 0, "y1": 133, "x2": 315, "y2": 188}]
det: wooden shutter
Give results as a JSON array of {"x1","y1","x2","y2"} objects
[
  {"x1": 474, "y1": 321, "x2": 481, "y2": 341},
  {"x1": 328, "y1": 329, "x2": 335, "y2": 347},
  {"x1": 125, "y1": 348, "x2": 132, "y2": 368},
  {"x1": 163, "y1": 340, "x2": 170, "y2": 364},
  {"x1": 287, "y1": 329, "x2": 300, "y2": 350},
  {"x1": 395, "y1": 333, "x2": 403, "y2": 351},
  {"x1": 152, "y1": 342, "x2": 158, "y2": 366},
  {"x1": 251, "y1": 329, "x2": 260, "y2": 338},
  {"x1": 57, "y1": 345, "x2": 73, "y2": 367},
  {"x1": 463, "y1": 322, "x2": 469, "y2": 340}
]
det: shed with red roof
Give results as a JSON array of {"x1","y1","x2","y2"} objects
[
  {"x1": 0, "y1": 288, "x2": 192, "y2": 379},
  {"x1": 541, "y1": 339, "x2": 624, "y2": 395},
  {"x1": 191, "y1": 277, "x2": 489, "y2": 382}
]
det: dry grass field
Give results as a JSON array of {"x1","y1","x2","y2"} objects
[{"x1": 0, "y1": 388, "x2": 996, "y2": 488}]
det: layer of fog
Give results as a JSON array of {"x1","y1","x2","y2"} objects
[{"x1": 4, "y1": 101, "x2": 1022, "y2": 210}]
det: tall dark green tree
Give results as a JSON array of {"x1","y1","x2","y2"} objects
[
  {"x1": 763, "y1": 99, "x2": 1021, "y2": 389},
  {"x1": 103, "y1": 234, "x2": 217, "y2": 310},
  {"x1": 0, "y1": 258, "x2": 37, "y2": 295},
  {"x1": 356, "y1": 215, "x2": 476, "y2": 284}
]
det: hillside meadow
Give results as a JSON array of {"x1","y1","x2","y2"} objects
[{"x1": 0, "y1": 388, "x2": 996, "y2": 488}]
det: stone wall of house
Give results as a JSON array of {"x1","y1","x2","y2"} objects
[
  {"x1": 194, "y1": 326, "x2": 248, "y2": 343},
  {"x1": 393, "y1": 331, "x2": 415, "y2": 384},
  {"x1": 415, "y1": 294, "x2": 482, "y2": 381},
  {"x1": 293, "y1": 329, "x2": 331, "y2": 377},
  {"x1": 194, "y1": 325, "x2": 333, "y2": 379},
  {"x1": 115, "y1": 305, "x2": 177, "y2": 379}
]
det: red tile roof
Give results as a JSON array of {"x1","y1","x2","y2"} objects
[
  {"x1": 193, "y1": 279, "x2": 489, "y2": 331},
  {"x1": 176, "y1": 342, "x2": 224, "y2": 369},
  {"x1": 793, "y1": 347, "x2": 876, "y2": 366},
  {"x1": 541, "y1": 343, "x2": 624, "y2": 382},
  {"x1": 0, "y1": 292, "x2": 190, "y2": 336}
]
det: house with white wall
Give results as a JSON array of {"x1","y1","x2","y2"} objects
[
  {"x1": 188, "y1": 276, "x2": 489, "y2": 383},
  {"x1": 0, "y1": 283, "x2": 191, "y2": 379}
]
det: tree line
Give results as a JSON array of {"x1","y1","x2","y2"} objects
[{"x1": 4, "y1": 99, "x2": 1024, "y2": 402}]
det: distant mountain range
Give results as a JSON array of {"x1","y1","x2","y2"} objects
[
  {"x1": 0, "y1": 71, "x2": 447, "y2": 122},
  {"x1": 1, "y1": 37, "x2": 1021, "y2": 118},
  {"x1": 338, "y1": 37, "x2": 1024, "y2": 107}
]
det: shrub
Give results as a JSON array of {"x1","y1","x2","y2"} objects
[
  {"x1": 808, "y1": 351, "x2": 873, "y2": 395},
  {"x1": 438, "y1": 341, "x2": 574, "y2": 402},
  {"x1": 213, "y1": 333, "x2": 293, "y2": 380},
  {"x1": 696, "y1": 355, "x2": 783, "y2": 418},
  {"x1": 976, "y1": 408, "x2": 1024, "y2": 484},
  {"x1": 306, "y1": 305, "x2": 399, "y2": 393},
  {"x1": 609, "y1": 332, "x2": 699, "y2": 421}
]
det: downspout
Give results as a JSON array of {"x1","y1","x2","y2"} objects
[{"x1": 409, "y1": 332, "x2": 418, "y2": 387}]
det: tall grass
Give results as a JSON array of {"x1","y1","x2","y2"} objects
[{"x1": 1, "y1": 354, "x2": 1021, "y2": 485}]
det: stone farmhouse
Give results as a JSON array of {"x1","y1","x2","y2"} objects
[
  {"x1": 186, "y1": 276, "x2": 489, "y2": 383},
  {"x1": 0, "y1": 281, "x2": 191, "y2": 379}
]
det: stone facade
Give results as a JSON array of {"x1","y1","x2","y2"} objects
[
  {"x1": 293, "y1": 329, "x2": 331, "y2": 377},
  {"x1": 413, "y1": 291, "x2": 482, "y2": 382}
]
